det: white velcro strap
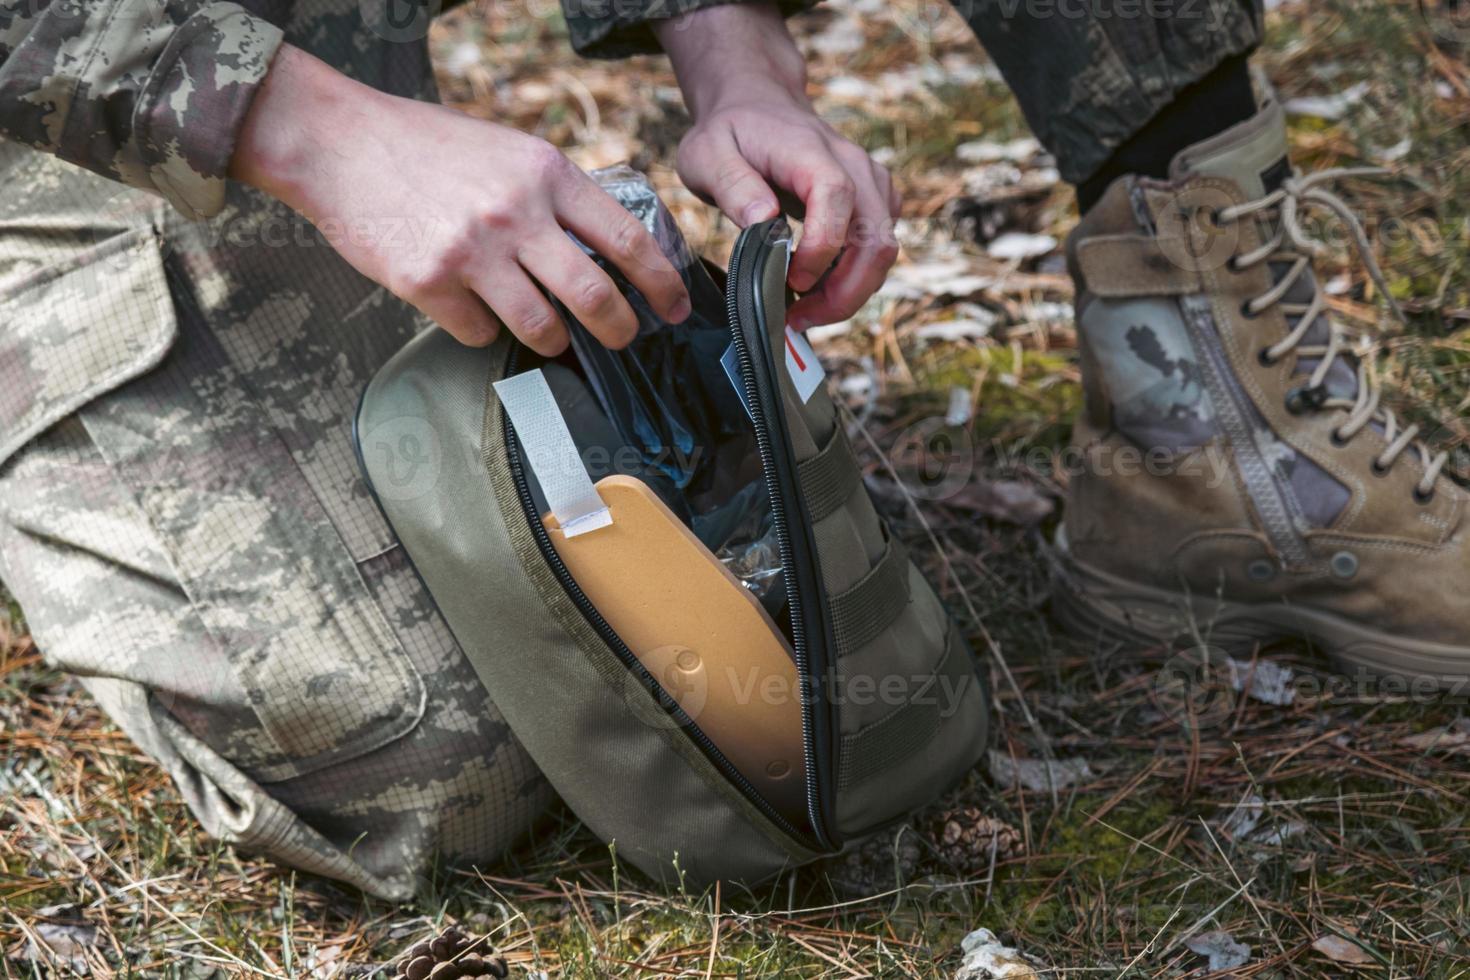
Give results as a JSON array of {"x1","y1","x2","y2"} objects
[{"x1": 494, "y1": 369, "x2": 612, "y2": 537}]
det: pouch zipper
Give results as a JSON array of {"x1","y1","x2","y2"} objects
[
  {"x1": 502, "y1": 289, "x2": 833, "y2": 850},
  {"x1": 723, "y1": 221, "x2": 838, "y2": 851}
]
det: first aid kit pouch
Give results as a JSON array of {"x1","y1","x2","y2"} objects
[{"x1": 353, "y1": 167, "x2": 990, "y2": 884}]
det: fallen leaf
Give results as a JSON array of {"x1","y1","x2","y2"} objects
[
  {"x1": 955, "y1": 138, "x2": 1041, "y2": 164},
  {"x1": 955, "y1": 928, "x2": 1046, "y2": 979},
  {"x1": 1219, "y1": 793, "x2": 1265, "y2": 840},
  {"x1": 1227, "y1": 657, "x2": 1296, "y2": 706},
  {"x1": 946, "y1": 481, "x2": 1054, "y2": 526},
  {"x1": 1400, "y1": 719, "x2": 1470, "y2": 754},
  {"x1": 986, "y1": 232, "x2": 1057, "y2": 261},
  {"x1": 1251, "y1": 819, "x2": 1308, "y2": 847},
  {"x1": 18, "y1": 906, "x2": 97, "y2": 975},
  {"x1": 987, "y1": 750, "x2": 1095, "y2": 793},
  {"x1": 915, "y1": 316, "x2": 997, "y2": 342},
  {"x1": 1186, "y1": 930, "x2": 1251, "y2": 971},
  {"x1": 1312, "y1": 933, "x2": 1376, "y2": 965},
  {"x1": 881, "y1": 258, "x2": 994, "y2": 300},
  {"x1": 1283, "y1": 82, "x2": 1370, "y2": 120}
]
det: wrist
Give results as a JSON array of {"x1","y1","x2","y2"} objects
[
  {"x1": 230, "y1": 44, "x2": 383, "y2": 212},
  {"x1": 655, "y1": 3, "x2": 808, "y2": 117}
]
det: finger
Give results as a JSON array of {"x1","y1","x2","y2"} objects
[
  {"x1": 677, "y1": 128, "x2": 780, "y2": 228},
  {"x1": 787, "y1": 242, "x2": 887, "y2": 328},
  {"x1": 553, "y1": 176, "x2": 692, "y2": 324},
  {"x1": 413, "y1": 287, "x2": 502, "y2": 348},
  {"x1": 874, "y1": 160, "x2": 902, "y2": 217},
  {"x1": 465, "y1": 264, "x2": 569, "y2": 357},
  {"x1": 518, "y1": 234, "x2": 639, "y2": 351},
  {"x1": 787, "y1": 164, "x2": 855, "y2": 293},
  {"x1": 787, "y1": 178, "x2": 897, "y2": 328}
]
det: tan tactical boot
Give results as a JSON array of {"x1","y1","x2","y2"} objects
[{"x1": 1053, "y1": 93, "x2": 1470, "y2": 689}]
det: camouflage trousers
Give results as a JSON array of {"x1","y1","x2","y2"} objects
[
  {"x1": 568, "y1": 0, "x2": 1265, "y2": 184},
  {"x1": 0, "y1": 159, "x2": 553, "y2": 902},
  {"x1": 0, "y1": 401, "x2": 552, "y2": 903},
  {"x1": 950, "y1": 0, "x2": 1265, "y2": 183}
]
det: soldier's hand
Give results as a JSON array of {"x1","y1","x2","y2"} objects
[
  {"x1": 656, "y1": 3, "x2": 900, "y2": 331},
  {"x1": 230, "y1": 45, "x2": 691, "y2": 352}
]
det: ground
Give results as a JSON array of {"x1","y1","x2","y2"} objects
[{"x1": 4, "y1": 0, "x2": 1470, "y2": 975}]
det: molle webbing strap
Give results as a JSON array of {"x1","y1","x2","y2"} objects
[
  {"x1": 798, "y1": 426, "x2": 861, "y2": 523},
  {"x1": 828, "y1": 533, "x2": 910, "y2": 658},
  {"x1": 836, "y1": 629, "x2": 964, "y2": 790}
]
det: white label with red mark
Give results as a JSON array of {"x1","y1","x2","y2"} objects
[{"x1": 784, "y1": 325, "x2": 825, "y2": 404}]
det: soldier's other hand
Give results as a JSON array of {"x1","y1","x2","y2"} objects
[
  {"x1": 230, "y1": 45, "x2": 691, "y2": 352},
  {"x1": 655, "y1": 3, "x2": 900, "y2": 331}
]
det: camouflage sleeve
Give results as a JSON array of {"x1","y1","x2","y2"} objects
[
  {"x1": 562, "y1": 0, "x2": 819, "y2": 60},
  {"x1": 0, "y1": 1, "x2": 285, "y2": 220}
]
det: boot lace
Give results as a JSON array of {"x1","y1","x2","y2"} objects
[{"x1": 1218, "y1": 168, "x2": 1447, "y2": 501}]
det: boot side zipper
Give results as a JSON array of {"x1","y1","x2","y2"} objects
[{"x1": 1180, "y1": 294, "x2": 1311, "y2": 569}]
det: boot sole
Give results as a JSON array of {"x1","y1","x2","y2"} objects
[{"x1": 1050, "y1": 525, "x2": 1470, "y2": 692}]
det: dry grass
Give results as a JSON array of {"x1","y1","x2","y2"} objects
[{"x1": 5, "y1": 0, "x2": 1470, "y2": 975}]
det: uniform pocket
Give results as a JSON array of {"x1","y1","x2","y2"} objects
[
  {"x1": 2, "y1": 228, "x2": 428, "y2": 783},
  {"x1": 0, "y1": 228, "x2": 176, "y2": 469}
]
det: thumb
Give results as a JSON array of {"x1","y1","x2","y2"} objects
[{"x1": 679, "y1": 128, "x2": 779, "y2": 228}]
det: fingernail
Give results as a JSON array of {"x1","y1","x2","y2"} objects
[
  {"x1": 671, "y1": 296, "x2": 693, "y2": 322},
  {"x1": 743, "y1": 201, "x2": 775, "y2": 226}
]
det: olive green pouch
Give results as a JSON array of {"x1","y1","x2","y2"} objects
[{"x1": 354, "y1": 215, "x2": 989, "y2": 885}]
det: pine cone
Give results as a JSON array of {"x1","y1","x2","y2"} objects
[
  {"x1": 927, "y1": 806, "x2": 1023, "y2": 875},
  {"x1": 389, "y1": 927, "x2": 508, "y2": 980},
  {"x1": 828, "y1": 827, "x2": 923, "y2": 894}
]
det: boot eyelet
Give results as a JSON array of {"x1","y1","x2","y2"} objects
[
  {"x1": 1246, "y1": 559, "x2": 1278, "y2": 583},
  {"x1": 1414, "y1": 486, "x2": 1436, "y2": 505},
  {"x1": 1330, "y1": 551, "x2": 1359, "y2": 580},
  {"x1": 1206, "y1": 207, "x2": 1224, "y2": 229},
  {"x1": 1370, "y1": 459, "x2": 1390, "y2": 477},
  {"x1": 1285, "y1": 385, "x2": 1327, "y2": 415},
  {"x1": 1226, "y1": 255, "x2": 1243, "y2": 273},
  {"x1": 1240, "y1": 301, "x2": 1260, "y2": 320},
  {"x1": 1258, "y1": 348, "x2": 1277, "y2": 367},
  {"x1": 1330, "y1": 429, "x2": 1350, "y2": 447}
]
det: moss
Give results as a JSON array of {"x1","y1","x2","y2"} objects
[
  {"x1": 907, "y1": 345, "x2": 1081, "y2": 452},
  {"x1": 985, "y1": 790, "x2": 1187, "y2": 940}
]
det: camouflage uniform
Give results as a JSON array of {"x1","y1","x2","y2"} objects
[
  {"x1": 0, "y1": 2, "x2": 551, "y2": 901},
  {"x1": 0, "y1": 0, "x2": 1261, "y2": 897},
  {"x1": 569, "y1": 0, "x2": 1266, "y2": 185}
]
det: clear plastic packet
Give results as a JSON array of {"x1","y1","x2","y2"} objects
[{"x1": 544, "y1": 166, "x2": 786, "y2": 610}]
